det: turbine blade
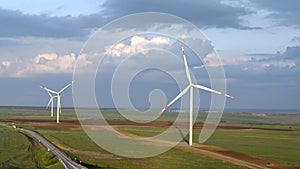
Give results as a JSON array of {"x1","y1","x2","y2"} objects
[
  {"x1": 182, "y1": 46, "x2": 192, "y2": 84},
  {"x1": 40, "y1": 86, "x2": 57, "y2": 94},
  {"x1": 46, "y1": 91, "x2": 52, "y2": 97},
  {"x1": 59, "y1": 81, "x2": 73, "y2": 93},
  {"x1": 160, "y1": 85, "x2": 190, "y2": 114},
  {"x1": 193, "y1": 84, "x2": 234, "y2": 98},
  {"x1": 46, "y1": 98, "x2": 53, "y2": 109}
]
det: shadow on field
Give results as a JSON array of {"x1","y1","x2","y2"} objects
[{"x1": 173, "y1": 124, "x2": 188, "y2": 144}]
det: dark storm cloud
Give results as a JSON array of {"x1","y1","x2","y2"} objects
[
  {"x1": 0, "y1": 1, "x2": 258, "y2": 39},
  {"x1": 283, "y1": 46, "x2": 300, "y2": 59},
  {"x1": 252, "y1": 0, "x2": 300, "y2": 27},
  {"x1": 246, "y1": 46, "x2": 300, "y2": 62},
  {"x1": 223, "y1": 46, "x2": 300, "y2": 94},
  {"x1": 101, "y1": 0, "x2": 255, "y2": 29},
  {"x1": 0, "y1": 8, "x2": 104, "y2": 38}
]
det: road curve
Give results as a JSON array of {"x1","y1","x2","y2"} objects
[{"x1": 1, "y1": 123, "x2": 86, "y2": 169}]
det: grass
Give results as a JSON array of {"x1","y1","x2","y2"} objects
[
  {"x1": 0, "y1": 126, "x2": 64, "y2": 169},
  {"x1": 203, "y1": 129, "x2": 300, "y2": 167},
  {"x1": 115, "y1": 125, "x2": 167, "y2": 137},
  {"x1": 34, "y1": 129, "x2": 245, "y2": 169},
  {"x1": 0, "y1": 107, "x2": 78, "y2": 121},
  {"x1": 1, "y1": 107, "x2": 300, "y2": 168},
  {"x1": 91, "y1": 148, "x2": 245, "y2": 169},
  {"x1": 219, "y1": 123, "x2": 300, "y2": 130},
  {"x1": 116, "y1": 125, "x2": 300, "y2": 167},
  {"x1": 2, "y1": 107, "x2": 300, "y2": 124},
  {"x1": 36, "y1": 129, "x2": 107, "y2": 153}
]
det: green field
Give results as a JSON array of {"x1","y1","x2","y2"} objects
[
  {"x1": 2, "y1": 107, "x2": 300, "y2": 124},
  {"x1": 1, "y1": 107, "x2": 300, "y2": 168},
  {"x1": 0, "y1": 126, "x2": 63, "y2": 169},
  {"x1": 204, "y1": 129, "x2": 300, "y2": 167},
  {"x1": 0, "y1": 107, "x2": 78, "y2": 121},
  {"x1": 32, "y1": 129, "x2": 245, "y2": 169},
  {"x1": 115, "y1": 125, "x2": 300, "y2": 167}
]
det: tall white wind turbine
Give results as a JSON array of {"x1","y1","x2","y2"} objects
[
  {"x1": 40, "y1": 81, "x2": 74, "y2": 123},
  {"x1": 160, "y1": 46, "x2": 233, "y2": 146}
]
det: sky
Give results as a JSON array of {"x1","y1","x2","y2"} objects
[{"x1": 0, "y1": 0, "x2": 299, "y2": 110}]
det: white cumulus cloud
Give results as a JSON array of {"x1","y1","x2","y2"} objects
[
  {"x1": 13, "y1": 53, "x2": 76, "y2": 77},
  {"x1": 33, "y1": 53, "x2": 58, "y2": 64},
  {"x1": 0, "y1": 53, "x2": 94, "y2": 77},
  {"x1": 28, "y1": 53, "x2": 76, "y2": 74},
  {"x1": 105, "y1": 36, "x2": 172, "y2": 57}
]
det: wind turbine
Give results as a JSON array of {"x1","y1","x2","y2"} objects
[
  {"x1": 40, "y1": 81, "x2": 74, "y2": 123},
  {"x1": 160, "y1": 46, "x2": 233, "y2": 146}
]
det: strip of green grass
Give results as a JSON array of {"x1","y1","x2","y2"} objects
[
  {"x1": 2, "y1": 108, "x2": 300, "y2": 124},
  {"x1": 0, "y1": 126, "x2": 63, "y2": 169}
]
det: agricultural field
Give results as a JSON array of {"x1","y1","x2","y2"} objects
[
  {"x1": 0, "y1": 107, "x2": 300, "y2": 168},
  {"x1": 204, "y1": 129, "x2": 300, "y2": 167}
]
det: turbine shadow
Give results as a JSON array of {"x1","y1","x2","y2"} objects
[{"x1": 171, "y1": 122, "x2": 189, "y2": 144}]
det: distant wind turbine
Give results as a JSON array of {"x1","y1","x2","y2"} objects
[
  {"x1": 40, "y1": 81, "x2": 74, "y2": 123},
  {"x1": 160, "y1": 46, "x2": 233, "y2": 146}
]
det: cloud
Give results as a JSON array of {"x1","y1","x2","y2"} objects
[
  {"x1": 101, "y1": 0, "x2": 253, "y2": 29},
  {"x1": 0, "y1": 1, "x2": 260, "y2": 40},
  {"x1": 0, "y1": 8, "x2": 104, "y2": 38},
  {"x1": 193, "y1": 52, "x2": 223, "y2": 69},
  {"x1": 196, "y1": 46, "x2": 300, "y2": 71},
  {"x1": 225, "y1": 46, "x2": 300, "y2": 71},
  {"x1": 252, "y1": 0, "x2": 300, "y2": 27},
  {"x1": 33, "y1": 53, "x2": 58, "y2": 64},
  {"x1": 0, "y1": 61, "x2": 11, "y2": 69},
  {"x1": 283, "y1": 46, "x2": 300, "y2": 59},
  {"x1": 193, "y1": 51, "x2": 255, "y2": 69},
  {"x1": 20, "y1": 53, "x2": 76, "y2": 76},
  {"x1": 261, "y1": 60, "x2": 296, "y2": 68},
  {"x1": 105, "y1": 36, "x2": 172, "y2": 57},
  {"x1": 199, "y1": 52, "x2": 222, "y2": 67},
  {"x1": 0, "y1": 53, "x2": 93, "y2": 77},
  {"x1": 290, "y1": 36, "x2": 300, "y2": 43}
]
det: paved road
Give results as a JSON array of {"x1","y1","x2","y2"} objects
[{"x1": 1, "y1": 123, "x2": 86, "y2": 169}]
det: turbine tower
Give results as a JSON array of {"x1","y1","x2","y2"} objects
[
  {"x1": 45, "y1": 90, "x2": 55, "y2": 116},
  {"x1": 40, "y1": 81, "x2": 73, "y2": 123},
  {"x1": 160, "y1": 46, "x2": 233, "y2": 146}
]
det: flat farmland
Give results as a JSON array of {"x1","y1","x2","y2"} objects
[{"x1": 1, "y1": 107, "x2": 300, "y2": 169}]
